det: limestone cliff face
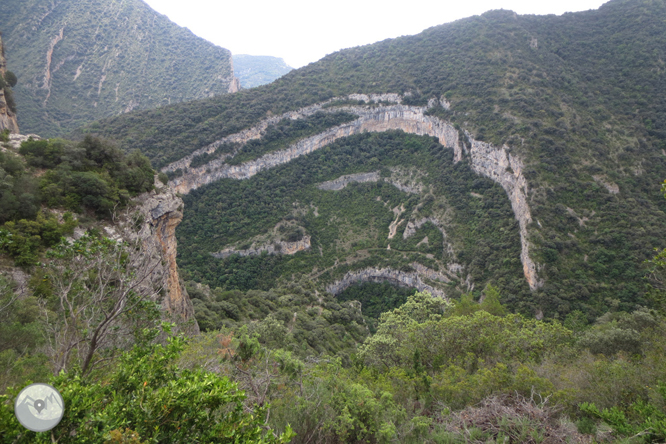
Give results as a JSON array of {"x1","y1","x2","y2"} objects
[
  {"x1": 326, "y1": 265, "x2": 448, "y2": 298},
  {"x1": 128, "y1": 180, "x2": 199, "y2": 334},
  {"x1": 0, "y1": 35, "x2": 19, "y2": 134},
  {"x1": 164, "y1": 93, "x2": 541, "y2": 291},
  {"x1": 162, "y1": 94, "x2": 406, "y2": 175},
  {"x1": 466, "y1": 137, "x2": 542, "y2": 290},
  {"x1": 212, "y1": 236, "x2": 311, "y2": 259}
]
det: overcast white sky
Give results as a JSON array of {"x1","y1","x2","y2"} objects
[{"x1": 142, "y1": 0, "x2": 608, "y2": 68}]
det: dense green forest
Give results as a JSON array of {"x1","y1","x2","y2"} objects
[{"x1": 0, "y1": 0, "x2": 236, "y2": 136}]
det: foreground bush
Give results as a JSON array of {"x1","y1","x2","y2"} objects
[{"x1": 0, "y1": 334, "x2": 293, "y2": 443}]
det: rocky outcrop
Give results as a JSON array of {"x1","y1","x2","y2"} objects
[
  {"x1": 212, "y1": 236, "x2": 311, "y2": 259},
  {"x1": 317, "y1": 169, "x2": 424, "y2": 195},
  {"x1": 162, "y1": 93, "x2": 405, "y2": 174},
  {"x1": 317, "y1": 171, "x2": 381, "y2": 191},
  {"x1": 165, "y1": 94, "x2": 541, "y2": 290},
  {"x1": 592, "y1": 175, "x2": 619, "y2": 194},
  {"x1": 4, "y1": 133, "x2": 41, "y2": 150},
  {"x1": 0, "y1": 34, "x2": 19, "y2": 134},
  {"x1": 168, "y1": 103, "x2": 461, "y2": 194},
  {"x1": 227, "y1": 76, "x2": 241, "y2": 93},
  {"x1": 326, "y1": 265, "x2": 447, "y2": 298},
  {"x1": 128, "y1": 180, "x2": 198, "y2": 334}
]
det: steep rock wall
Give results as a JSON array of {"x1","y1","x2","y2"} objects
[
  {"x1": 129, "y1": 181, "x2": 198, "y2": 334},
  {"x1": 162, "y1": 93, "x2": 405, "y2": 174},
  {"x1": 467, "y1": 138, "x2": 541, "y2": 290},
  {"x1": 168, "y1": 104, "x2": 461, "y2": 194}
]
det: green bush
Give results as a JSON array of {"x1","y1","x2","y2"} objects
[
  {"x1": 3, "y1": 71, "x2": 17, "y2": 88},
  {"x1": 0, "y1": 335, "x2": 294, "y2": 443}
]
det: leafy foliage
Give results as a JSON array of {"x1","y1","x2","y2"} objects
[
  {"x1": 19, "y1": 135, "x2": 154, "y2": 215},
  {"x1": 187, "y1": 282, "x2": 367, "y2": 361}
]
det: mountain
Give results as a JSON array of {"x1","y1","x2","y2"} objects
[
  {"x1": 79, "y1": 0, "x2": 666, "y2": 321},
  {"x1": 0, "y1": 0, "x2": 239, "y2": 137},
  {"x1": 232, "y1": 54, "x2": 293, "y2": 88}
]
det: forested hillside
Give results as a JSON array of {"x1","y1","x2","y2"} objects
[
  {"x1": 0, "y1": 0, "x2": 238, "y2": 137},
  {"x1": 4, "y1": 0, "x2": 666, "y2": 441},
  {"x1": 80, "y1": 0, "x2": 666, "y2": 321}
]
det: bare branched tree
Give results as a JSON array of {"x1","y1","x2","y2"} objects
[{"x1": 40, "y1": 233, "x2": 162, "y2": 376}]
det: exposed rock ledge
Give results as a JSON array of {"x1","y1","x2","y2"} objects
[
  {"x1": 326, "y1": 265, "x2": 447, "y2": 298},
  {"x1": 168, "y1": 103, "x2": 461, "y2": 194},
  {"x1": 467, "y1": 138, "x2": 542, "y2": 290},
  {"x1": 166, "y1": 94, "x2": 540, "y2": 291},
  {"x1": 403, "y1": 216, "x2": 456, "y2": 258},
  {"x1": 212, "y1": 236, "x2": 311, "y2": 259},
  {"x1": 162, "y1": 94, "x2": 405, "y2": 174},
  {"x1": 317, "y1": 170, "x2": 423, "y2": 194},
  {"x1": 317, "y1": 171, "x2": 380, "y2": 190}
]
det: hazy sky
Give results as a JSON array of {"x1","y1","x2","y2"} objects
[{"x1": 142, "y1": 0, "x2": 608, "y2": 68}]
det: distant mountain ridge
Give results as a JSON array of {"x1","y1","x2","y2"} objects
[
  {"x1": 0, "y1": 0, "x2": 238, "y2": 137},
  {"x1": 232, "y1": 54, "x2": 293, "y2": 88}
]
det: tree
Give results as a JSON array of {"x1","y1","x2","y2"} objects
[
  {"x1": 39, "y1": 233, "x2": 162, "y2": 376},
  {"x1": 3, "y1": 71, "x2": 17, "y2": 88}
]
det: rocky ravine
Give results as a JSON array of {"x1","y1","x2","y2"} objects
[{"x1": 164, "y1": 94, "x2": 541, "y2": 292}]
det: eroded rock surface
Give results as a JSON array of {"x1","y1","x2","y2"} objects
[
  {"x1": 0, "y1": 35, "x2": 19, "y2": 134},
  {"x1": 467, "y1": 138, "x2": 541, "y2": 290}
]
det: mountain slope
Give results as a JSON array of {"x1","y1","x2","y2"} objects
[
  {"x1": 82, "y1": 0, "x2": 666, "y2": 319},
  {"x1": 0, "y1": 0, "x2": 238, "y2": 137}
]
